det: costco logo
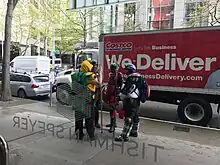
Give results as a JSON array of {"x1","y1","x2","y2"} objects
[{"x1": 105, "y1": 42, "x2": 133, "y2": 51}]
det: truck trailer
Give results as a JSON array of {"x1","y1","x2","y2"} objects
[{"x1": 98, "y1": 26, "x2": 220, "y2": 126}]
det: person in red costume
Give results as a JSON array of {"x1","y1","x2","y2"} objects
[{"x1": 104, "y1": 63, "x2": 123, "y2": 133}]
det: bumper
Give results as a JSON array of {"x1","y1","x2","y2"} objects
[
  {"x1": 27, "y1": 88, "x2": 50, "y2": 97},
  {"x1": 35, "y1": 89, "x2": 50, "y2": 96}
]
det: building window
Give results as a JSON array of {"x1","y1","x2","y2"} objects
[
  {"x1": 124, "y1": 2, "x2": 137, "y2": 32},
  {"x1": 31, "y1": 45, "x2": 37, "y2": 55},
  {"x1": 184, "y1": 0, "x2": 208, "y2": 27},
  {"x1": 147, "y1": 0, "x2": 175, "y2": 30}
]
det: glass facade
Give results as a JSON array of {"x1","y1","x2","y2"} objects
[
  {"x1": 124, "y1": 2, "x2": 137, "y2": 31},
  {"x1": 102, "y1": 5, "x2": 118, "y2": 33},
  {"x1": 184, "y1": 0, "x2": 208, "y2": 27},
  {"x1": 147, "y1": 0, "x2": 175, "y2": 30},
  {"x1": 71, "y1": 0, "x2": 138, "y2": 9}
]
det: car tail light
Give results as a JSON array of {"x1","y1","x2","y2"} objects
[{"x1": 31, "y1": 84, "x2": 39, "y2": 88}]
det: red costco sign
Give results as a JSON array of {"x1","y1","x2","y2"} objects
[{"x1": 105, "y1": 42, "x2": 133, "y2": 51}]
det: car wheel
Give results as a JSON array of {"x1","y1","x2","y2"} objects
[
  {"x1": 17, "y1": 89, "x2": 27, "y2": 98},
  {"x1": 56, "y1": 84, "x2": 71, "y2": 105}
]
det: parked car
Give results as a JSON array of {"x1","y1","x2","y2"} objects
[
  {"x1": 0, "y1": 72, "x2": 50, "y2": 98},
  {"x1": 53, "y1": 68, "x2": 75, "y2": 105}
]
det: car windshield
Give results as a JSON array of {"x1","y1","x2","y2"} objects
[
  {"x1": 50, "y1": 60, "x2": 61, "y2": 64},
  {"x1": 77, "y1": 53, "x2": 92, "y2": 64},
  {"x1": 33, "y1": 75, "x2": 49, "y2": 82}
]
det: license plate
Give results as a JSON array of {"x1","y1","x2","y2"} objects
[{"x1": 42, "y1": 85, "x2": 49, "y2": 88}]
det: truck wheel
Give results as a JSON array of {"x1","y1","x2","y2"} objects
[
  {"x1": 56, "y1": 84, "x2": 71, "y2": 106},
  {"x1": 177, "y1": 97, "x2": 212, "y2": 126}
]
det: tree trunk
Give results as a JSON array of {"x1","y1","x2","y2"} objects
[
  {"x1": 83, "y1": 29, "x2": 87, "y2": 48},
  {"x1": 1, "y1": 0, "x2": 15, "y2": 101}
]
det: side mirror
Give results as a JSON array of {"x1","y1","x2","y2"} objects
[{"x1": 9, "y1": 62, "x2": 14, "y2": 67}]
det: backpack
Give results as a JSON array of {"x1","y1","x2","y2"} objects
[
  {"x1": 71, "y1": 72, "x2": 87, "y2": 86},
  {"x1": 138, "y1": 76, "x2": 150, "y2": 103},
  {"x1": 121, "y1": 73, "x2": 150, "y2": 103}
]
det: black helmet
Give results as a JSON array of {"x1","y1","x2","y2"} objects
[{"x1": 90, "y1": 60, "x2": 97, "y2": 66}]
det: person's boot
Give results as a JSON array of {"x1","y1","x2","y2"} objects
[
  {"x1": 75, "y1": 130, "x2": 84, "y2": 140},
  {"x1": 105, "y1": 123, "x2": 111, "y2": 127},
  {"x1": 115, "y1": 135, "x2": 129, "y2": 142},
  {"x1": 95, "y1": 123, "x2": 101, "y2": 129},
  {"x1": 108, "y1": 118, "x2": 116, "y2": 133},
  {"x1": 129, "y1": 122, "x2": 139, "y2": 137},
  {"x1": 129, "y1": 132, "x2": 138, "y2": 137},
  {"x1": 106, "y1": 123, "x2": 117, "y2": 127},
  {"x1": 86, "y1": 120, "x2": 96, "y2": 141}
]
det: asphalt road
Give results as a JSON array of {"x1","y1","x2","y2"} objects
[{"x1": 36, "y1": 93, "x2": 220, "y2": 128}]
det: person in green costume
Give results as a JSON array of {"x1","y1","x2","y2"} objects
[{"x1": 72, "y1": 59, "x2": 100, "y2": 141}]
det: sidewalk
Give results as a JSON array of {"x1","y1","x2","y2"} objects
[{"x1": 0, "y1": 99, "x2": 220, "y2": 165}]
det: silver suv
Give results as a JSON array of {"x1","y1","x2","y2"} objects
[{"x1": 0, "y1": 72, "x2": 50, "y2": 98}]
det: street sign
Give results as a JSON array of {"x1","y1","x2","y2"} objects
[
  {"x1": 54, "y1": 49, "x2": 59, "y2": 55},
  {"x1": 49, "y1": 71, "x2": 55, "y2": 83},
  {"x1": 69, "y1": 0, "x2": 138, "y2": 10}
]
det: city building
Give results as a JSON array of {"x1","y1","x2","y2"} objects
[{"x1": 83, "y1": 0, "x2": 220, "y2": 41}]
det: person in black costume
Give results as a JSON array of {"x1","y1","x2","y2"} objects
[
  {"x1": 115, "y1": 63, "x2": 142, "y2": 142},
  {"x1": 90, "y1": 60, "x2": 101, "y2": 128}
]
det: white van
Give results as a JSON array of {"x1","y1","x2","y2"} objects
[
  {"x1": 50, "y1": 58, "x2": 62, "y2": 68},
  {"x1": 10, "y1": 56, "x2": 50, "y2": 74}
]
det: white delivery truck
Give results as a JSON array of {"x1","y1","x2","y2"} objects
[
  {"x1": 98, "y1": 26, "x2": 220, "y2": 126},
  {"x1": 10, "y1": 56, "x2": 50, "y2": 74},
  {"x1": 55, "y1": 26, "x2": 220, "y2": 127}
]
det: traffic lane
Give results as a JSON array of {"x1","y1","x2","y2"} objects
[
  {"x1": 40, "y1": 93, "x2": 220, "y2": 128},
  {"x1": 116, "y1": 101, "x2": 220, "y2": 128},
  {"x1": 40, "y1": 94, "x2": 178, "y2": 121},
  {"x1": 41, "y1": 95, "x2": 178, "y2": 122}
]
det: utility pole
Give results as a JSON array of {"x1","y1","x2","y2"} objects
[
  {"x1": 52, "y1": 23, "x2": 55, "y2": 69},
  {"x1": 44, "y1": 37, "x2": 48, "y2": 56},
  {"x1": 1, "y1": 32, "x2": 3, "y2": 60},
  {"x1": 49, "y1": 22, "x2": 55, "y2": 107},
  {"x1": 44, "y1": 0, "x2": 48, "y2": 57},
  {"x1": 37, "y1": 35, "x2": 41, "y2": 55}
]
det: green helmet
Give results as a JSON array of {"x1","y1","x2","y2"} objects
[
  {"x1": 110, "y1": 63, "x2": 117, "y2": 71},
  {"x1": 82, "y1": 55, "x2": 87, "y2": 61}
]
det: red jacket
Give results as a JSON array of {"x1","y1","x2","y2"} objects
[{"x1": 104, "y1": 71, "x2": 123, "y2": 106}]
